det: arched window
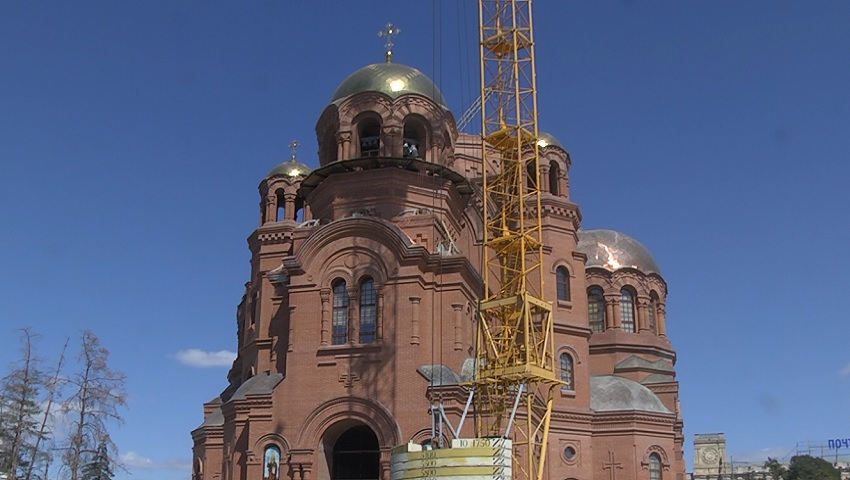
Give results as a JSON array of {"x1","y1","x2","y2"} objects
[
  {"x1": 359, "y1": 117, "x2": 381, "y2": 157},
  {"x1": 526, "y1": 161, "x2": 537, "y2": 190},
  {"x1": 556, "y1": 266, "x2": 570, "y2": 302},
  {"x1": 559, "y1": 352, "x2": 574, "y2": 390},
  {"x1": 359, "y1": 277, "x2": 377, "y2": 343},
  {"x1": 251, "y1": 292, "x2": 260, "y2": 328},
  {"x1": 649, "y1": 453, "x2": 662, "y2": 480},
  {"x1": 588, "y1": 287, "x2": 606, "y2": 333},
  {"x1": 620, "y1": 287, "x2": 636, "y2": 333},
  {"x1": 549, "y1": 161, "x2": 560, "y2": 195},
  {"x1": 332, "y1": 279, "x2": 348, "y2": 344},
  {"x1": 321, "y1": 128, "x2": 338, "y2": 164},
  {"x1": 648, "y1": 292, "x2": 659, "y2": 334},
  {"x1": 403, "y1": 119, "x2": 426, "y2": 159},
  {"x1": 275, "y1": 188, "x2": 286, "y2": 222},
  {"x1": 294, "y1": 196, "x2": 305, "y2": 223}
]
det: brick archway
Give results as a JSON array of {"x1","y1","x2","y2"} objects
[{"x1": 296, "y1": 395, "x2": 401, "y2": 450}]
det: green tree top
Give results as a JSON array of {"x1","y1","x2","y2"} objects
[
  {"x1": 80, "y1": 441, "x2": 113, "y2": 480},
  {"x1": 786, "y1": 455, "x2": 840, "y2": 480}
]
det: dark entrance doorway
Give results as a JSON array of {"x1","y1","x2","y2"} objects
[{"x1": 331, "y1": 425, "x2": 379, "y2": 480}]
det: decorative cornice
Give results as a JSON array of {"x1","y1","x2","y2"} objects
[{"x1": 591, "y1": 411, "x2": 677, "y2": 426}]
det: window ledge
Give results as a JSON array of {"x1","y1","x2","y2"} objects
[
  {"x1": 557, "y1": 300, "x2": 572, "y2": 309},
  {"x1": 559, "y1": 388, "x2": 576, "y2": 398},
  {"x1": 318, "y1": 342, "x2": 381, "y2": 357}
]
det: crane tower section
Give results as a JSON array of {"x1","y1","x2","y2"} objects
[{"x1": 475, "y1": 2, "x2": 561, "y2": 480}]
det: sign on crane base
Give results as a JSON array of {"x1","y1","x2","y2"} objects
[{"x1": 391, "y1": 437, "x2": 512, "y2": 480}]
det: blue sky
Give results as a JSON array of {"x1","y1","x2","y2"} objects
[{"x1": 1, "y1": 1, "x2": 849, "y2": 479}]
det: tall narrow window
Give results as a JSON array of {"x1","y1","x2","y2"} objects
[
  {"x1": 588, "y1": 287, "x2": 606, "y2": 333},
  {"x1": 275, "y1": 189, "x2": 286, "y2": 222},
  {"x1": 359, "y1": 118, "x2": 381, "y2": 157},
  {"x1": 251, "y1": 292, "x2": 259, "y2": 328},
  {"x1": 294, "y1": 196, "x2": 305, "y2": 223},
  {"x1": 359, "y1": 277, "x2": 377, "y2": 343},
  {"x1": 556, "y1": 266, "x2": 570, "y2": 302},
  {"x1": 549, "y1": 161, "x2": 560, "y2": 195},
  {"x1": 620, "y1": 288, "x2": 636, "y2": 333},
  {"x1": 648, "y1": 292, "x2": 658, "y2": 334},
  {"x1": 649, "y1": 453, "x2": 662, "y2": 480},
  {"x1": 332, "y1": 279, "x2": 348, "y2": 345},
  {"x1": 559, "y1": 353, "x2": 574, "y2": 390},
  {"x1": 526, "y1": 162, "x2": 537, "y2": 190},
  {"x1": 402, "y1": 125, "x2": 421, "y2": 159}
]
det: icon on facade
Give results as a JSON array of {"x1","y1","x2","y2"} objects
[{"x1": 264, "y1": 445, "x2": 281, "y2": 480}]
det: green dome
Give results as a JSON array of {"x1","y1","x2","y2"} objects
[
  {"x1": 330, "y1": 63, "x2": 448, "y2": 109},
  {"x1": 267, "y1": 158, "x2": 312, "y2": 178}
]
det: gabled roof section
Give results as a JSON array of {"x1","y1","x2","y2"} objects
[
  {"x1": 417, "y1": 364, "x2": 461, "y2": 386},
  {"x1": 641, "y1": 373, "x2": 677, "y2": 384},
  {"x1": 199, "y1": 407, "x2": 224, "y2": 427},
  {"x1": 615, "y1": 355, "x2": 674, "y2": 373},
  {"x1": 229, "y1": 371, "x2": 283, "y2": 401}
]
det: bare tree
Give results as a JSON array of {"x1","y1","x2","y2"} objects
[
  {"x1": 61, "y1": 331, "x2": 126, "y2": 480},
  {"x1": 23, "y1": 338, "x2": 68, "y2": 480},
  {"x1": 0, "y1": 329, "x2": 46, "y2": 480}
]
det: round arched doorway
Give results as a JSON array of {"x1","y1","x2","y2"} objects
[{"x1": 331, "y1": 425, "x2": 379, "y2": 480}]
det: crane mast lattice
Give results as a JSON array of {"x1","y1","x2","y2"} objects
[{"x1": 475, "y1": 2, "x2": 560, "y2": 480}]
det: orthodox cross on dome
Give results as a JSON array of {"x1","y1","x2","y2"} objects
[
  {"x1": 378, "y1": 22, "x2": 401, "y2": 63},
  {"x1": 289, "y1": 140, "x2": 299, "y2": 160},
  {"x1": 603, "y1": 451, "x2": 623, "y2": 480}
]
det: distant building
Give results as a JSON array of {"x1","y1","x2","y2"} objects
[
  {"x1": 690, "y1": 434, "x2": 850, "y2": 480},
  {"x1": 190, "y1": 57, "x2": 686, "y2": 480},
  {"x1": 693, "y1": 433, "x2": 731, "y2": 478}
]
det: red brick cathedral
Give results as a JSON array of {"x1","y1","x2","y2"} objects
[{"x1": 191, "y1": 60, "x2": 685, "y2": 480}]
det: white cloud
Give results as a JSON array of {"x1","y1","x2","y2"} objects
[
  {"x1": 121, "y1": 451, "x2": 155, "y2": 468},
  {"x1": 840, "y1": 362, "x2": 850, "y2": 376},
  {"x1": 120, "y1": 452, "x2": 191, "y2": 471},
  {"x1": 173, "y1": 349, "x2": 236, "y2": 368}
]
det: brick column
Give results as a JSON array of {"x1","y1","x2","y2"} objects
[
  {"x1": 348, "y1": 290, "x2": 358, "y2": 344},
  {"x1": 284, "y1": 193, "x2": 296, "y2": 221},
  {"x1": 657, "y1": 303, "x2": 668, "y2": 337},
  {"x1": 539, "y1": 164, "x2": 551, "y2": 194},
  {"x1": 338, "y1": 131, "x2": 351, "y2": 160},
  {"x1": 376, "y1": 288, "x2": 384, "y2": 341},
  {"x1": 410, "y1": 296, "x2": 421, "y2": 345},
  {"x1": 637, "y1": 296, "x2": 650, "y2": 333},
  {"x1": 319, "y1": 289, "x2": 330, "y2": 345},
  {"x1": 559, "y1": 172, "x2": 569, "y2": 198},
  {"x1": 604, "y1": 294, "x2": 619, "y2": 330},
  {"x1": 452, "y1": 303, "x2": 464, "y2": 351}
]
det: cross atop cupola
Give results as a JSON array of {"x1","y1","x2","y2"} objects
[{"x1": 378, "y1": 22, "x2": 400, "y2": 63}]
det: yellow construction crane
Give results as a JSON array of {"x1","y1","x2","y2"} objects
[
  {"x1": 474, "y1": 1, "x2": 561, "y2": 480},
  {"x1": 390, "y1": 4, "x2": 559, "y2": 480}
]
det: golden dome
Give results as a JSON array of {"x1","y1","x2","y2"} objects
[
  {"x1": 330, "y1": 63, "x2": 448, "y2": 109},
  {"x1": 537, "y1": 131, "x2": 567, "y2": 151},
  {"x1": 577, "y1": 229, "x2": 660, "y2": 274},
  {"x1": 267, "y1": 158, "x2": 311, "y2": 178}
]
